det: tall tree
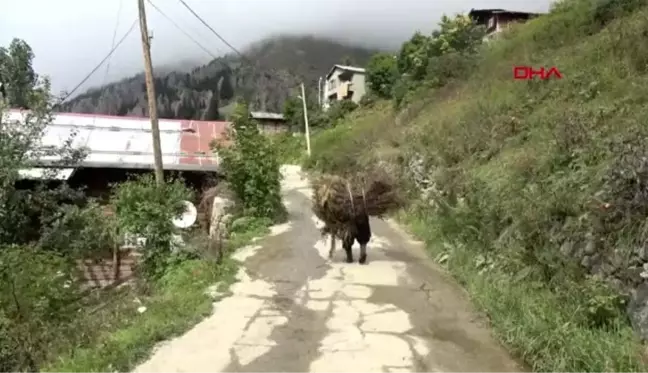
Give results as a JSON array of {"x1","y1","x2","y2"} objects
[
  {"x1": 397, "y1": 32, "x2": 431, "y2": 80},
  {"x1": 202, "y1": 90, "x2": 220, "y2": 120},
  {"x1": 366, "y1": 53, "x2": 398, "y2": 98},
  {"x1": 174, "y1": 90, "x2": 196, "y2": 119},
  {"x1": 0, "y1": 39, "x2": 38, "y2": 109},
  {"x1": 283, "y1": 96, "x2": 302, "y2": 130},
  {"x1": 0, "y1": 38, "x2": 87, "y2": 242},
  {"x1": 428, "y1": 14, "x2": 486, "y2": 56},
  {"x1": 219, "y1": 72, "x2": 235, "y2": 101}
]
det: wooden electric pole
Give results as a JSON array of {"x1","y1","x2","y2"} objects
[
  {"x1": 300, "y1": 83, "x2": 311, "y2": 157},
  {"x1": 138, "y1": 0, "x2": 164, "y2": 185}
]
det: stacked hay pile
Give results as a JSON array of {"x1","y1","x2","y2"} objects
[{"x1": 311, "y1": 171, "x2": 403, "y2": 235}]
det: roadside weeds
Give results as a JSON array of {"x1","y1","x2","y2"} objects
[
  {"x1": 396, "y1": 208, "x2": 646, "y2": 372},
  {"x1": 43, "y1": 217, "x2": 272, "y2": 372}
]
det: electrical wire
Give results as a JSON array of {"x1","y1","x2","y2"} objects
[
  {"x1": 146, "y1": 0, "x2": 222, "y2": 60},
  {"x1": 174, "y1": 0, "x2": 325, "y2": 92},
  {"x1": 57, "y1": 0, "x2": 322, "y2": 111},
  {"x1": 176, "y1": 0, "x2": 247, "y2": 61},
  {"x1": 90, "y1": 0, "x2": 124, "y2": 128},
  {"x1": 174, "y1": 0, "x2": 311, "y2": 89},
  {"x1": 176, "y1": 0, "x2": 333, "y2": 95},
  {"x1": 57, "y1": 18, "x2": 138, "y2": 105},
  {"x1": 102, "y1": 0, "x2": 124, "y2": 87}
]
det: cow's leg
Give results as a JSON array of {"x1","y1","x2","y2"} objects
[
  {"x1": 328, "y1": 234, "x2": 336, "y2": 259},
  {"x1": 359, "y1": 243, "x2": 368, "y2": 264},
  {"x1": 356, "y1": 214, "x2": 371, "y2": 265},
  {"x1": 342, "y1": 233, "x2": 354, "y2": 263}
]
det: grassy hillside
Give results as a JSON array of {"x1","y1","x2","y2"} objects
[
  {"x1": 304, "y1": 0, "x2": 648, "y2": 371},
  {"x1": 60, "y1": 35, "x2": 377, "y2": 119}
]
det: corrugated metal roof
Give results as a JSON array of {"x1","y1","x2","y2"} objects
[
  {"x1": 325, "y1": 64, "x2": 366, "y2": 80},
  {"x1": 4, "y1": 110, "x2": 230, "y2": 173},
  {"x1": 18, "y1": 168, "x2": 76, "y2": 180},
  {"x1": 250, "y1": 111, "x2": 285, "y2": 120},
  {"x1": 469, "y1": 8, "x2": 543, "y2": 16}
]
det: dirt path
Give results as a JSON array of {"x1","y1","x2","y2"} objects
[{"x1": 133, "y1": 165, "x2": 523, "y2": 372}]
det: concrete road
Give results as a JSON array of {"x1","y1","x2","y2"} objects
[{"x1": 134, "y1": 165, "x2": 523, "y2": 372}]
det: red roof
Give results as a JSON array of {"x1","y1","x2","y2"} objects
[{"x1": 6, "y1": 109, "x2": 231, "y2": 172}]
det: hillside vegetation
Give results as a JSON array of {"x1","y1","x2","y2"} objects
[
  {"x1": 304, "y1": 0, "x2": 648, "y2": 371},
  {"x1": 60, "y1": 35, "x2": 377, "y2": 119}
]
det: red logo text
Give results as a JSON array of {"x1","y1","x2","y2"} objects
[{"x1": 513, "y1": 66, "x2": 563, "y2": 80}]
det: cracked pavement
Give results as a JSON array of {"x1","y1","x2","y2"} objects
[{"x1": 133, "y1": 165, "x2": 524, "y2": 372}]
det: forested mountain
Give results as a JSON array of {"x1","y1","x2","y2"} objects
[{"x1": 59, "y1": 35, "x2": 378, "y2": 120}]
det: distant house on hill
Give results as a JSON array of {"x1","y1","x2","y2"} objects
[
  {"x1": 468, "y1": 8, "x2": 544, "y2": 39},
  {"x1": 322, "y1": 64, "x2": 367, "y2": 111},
  {"x1": 250, "y1": 111, "x2": 288, "y2": 134}
]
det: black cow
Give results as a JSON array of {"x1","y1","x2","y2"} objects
[{"x1": 327, "y1": 212, "x2": 372, "y2": 264}]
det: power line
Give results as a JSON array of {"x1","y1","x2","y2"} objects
[
  {"x1": 58, "y1": 18, "x2": 138, "y2": 105},
  {"x1": 90, "y1": 0, "x2": 124, "y2": 128},
  {"x1": 102, "y1": 0, "x2": 124, "y2": 86},
  {"x1": 171, "y1": 0, "x2": 322, "y2": 106},
  {"x1": 174, "y1": 0, "x2": 300, "y2": 88},
  {"x1": 146, "y1": 0, "x2": 222, "y2": 60},
  {"x1": 176, "y1": 0, "x2": 247, "y2": 61},
  {"x1": 174, "y1": 0, "x2": 324, "y2": 89}
]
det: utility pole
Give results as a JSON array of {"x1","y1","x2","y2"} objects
[
  {"x1": 317, "y1": 77, "x2": 322, "y2": 108},
  {"x1": 300, "y1": 83, "x2": 311, "y2": 157},
  {"x1": 138, "y1": 0, "x2": 164, "y2": 185}
]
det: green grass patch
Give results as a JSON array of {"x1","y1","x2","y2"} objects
[
  {"x1": 398, "y1": 208, "x2": 646, "y2": 372},
  {"x1": 268, "y1": 132, "x2": 307, "y2": 164},
  {"x1": 303, "y1": 101, "x2": 398, "y2": 174},
  {"x1": 227, "y1": 215, "x2": 273, "y2": 248},
  {"x1": 43, "y1": 216, "x2": 273, "y2": 372}
]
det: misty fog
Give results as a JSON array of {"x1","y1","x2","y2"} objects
[{"x1": 0, "y1": 0, "x2": 554, "y2": 95}]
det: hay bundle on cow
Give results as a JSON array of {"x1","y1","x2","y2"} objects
[
  {"x1": 312, "y1": 171, "x2": 403, "y2": 263},
  {"x1": 311, "y1": 171, "x2": 403, "y2": 231}
]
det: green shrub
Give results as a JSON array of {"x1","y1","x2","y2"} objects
[
  {"x1": 593, "y1": 0, "x2": 645, "y2": 26},
  {"x1": 391, "y1": 77, "x2": 416, "y2": 108},
  {"x1": 303, "y1": 124, "x2": 357, "y2": 173},
  {"x1": 319, "y1": 100, "x2": 359, "y2": 128},
  {"x1": 0, "y1": 245, "x2": 83, "y2": 372},
  {"x1": 366, "y1": 52, "x2": 398, "y2": 98},
  {"x1": 268, "y1": 132, "x2": 306, "y2": 164},
  {"x1": 215, "y1": 101, "x2": 284, "y2": 220},
  {"x1": 308, "y1": 110, "x2": 330, "y2": 128},
  {"x1": 282, "y1": 96, "x2": 303, "y2": 130},
  {"x1": 304, "y1": 102, "x2": 396, "y2": 174},
  {"x1": 397, "y1": 32, "x2": 431, "y2": 80},
  {"x1": 358, "y1": 91, "x2": 379, "y2": 107},
  {"x1": 426, "y1": 52, "x2": 478, "y2": 88},
  {"x1": 393, "y1": 14, "x2": 485, "y2": 98},
  {"x1": 38, "y1": 200, "x2": 117, "y2": 258},
  {"x1": 111, "y1": 174, "x2": 193, "y2": 278}
]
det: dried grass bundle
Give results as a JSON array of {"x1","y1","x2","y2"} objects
[{"x1": 311, "y1": 171, "x2": 403, "y2": 233}]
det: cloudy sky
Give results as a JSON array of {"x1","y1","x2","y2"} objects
[{"x1": 0, "y1": 0, "x2": 553, "y2": 95}]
